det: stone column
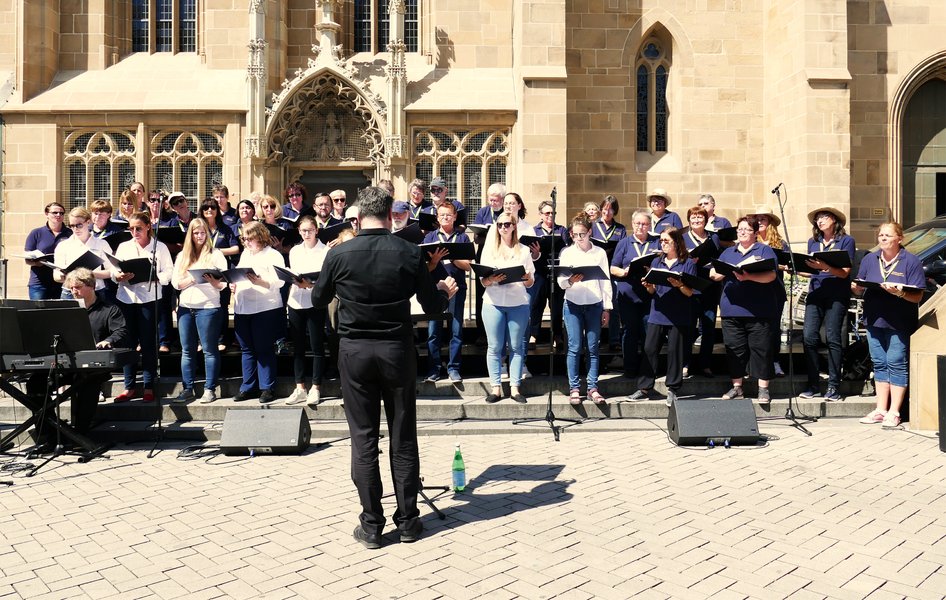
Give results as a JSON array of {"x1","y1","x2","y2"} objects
[{"x1": 385, "y1": 0, "x2": 409, "y2": 183}]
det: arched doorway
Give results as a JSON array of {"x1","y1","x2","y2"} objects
[
  {"x1": 902, "y1": 78, "x2": 946, "y2": 227},
  {"x1": 296, "y1": 169, "x2": 371, "y2": 203}
]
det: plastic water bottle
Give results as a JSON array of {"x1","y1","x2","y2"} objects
[{"x1": 451, "y1": 443, "x2": 466, "y2": 492}]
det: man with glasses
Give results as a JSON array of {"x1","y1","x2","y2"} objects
[
  {"x1": 24, "y1": 202, "x2": 72, "y2": 300},
  {"x1": 313, "y1": 192, "x2": 341, "y2": 230},
  {"x1": 529, "y1": 199, "x2": 570, "y2": 349},
  {"x1": 406, "y1": 178, "x2": 432, "y2": 221},
  {"x1": 425, "y1": 177, "x2": 465, "y2": 228},
  {"x1": 330, "y1": 189, "x2": 348, "y2": 221},
  {"x1": 697, "y1": 194, "x2": 732, "y2": 233}
]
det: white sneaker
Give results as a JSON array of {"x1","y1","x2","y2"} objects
[
  {"x1": 882, "y1": 411, "x2": 901, "y2": 429},
  {"x1": 199, "y1": 389, "x2": 216, "y2": 404},
  {"x1": 307, "y1": 387, "x2": 321, "y2": 406},
  {"x1": 284, "y1": 388, "x2": 307, "y2": 405}
]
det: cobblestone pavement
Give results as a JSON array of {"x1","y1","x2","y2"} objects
[{"x1": 0, "y1": 418, "x2": 944, "y2": 599}]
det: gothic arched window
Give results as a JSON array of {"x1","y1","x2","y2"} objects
[{"x1": 635, "y1": 39, "x2": 670, "y2": 154}]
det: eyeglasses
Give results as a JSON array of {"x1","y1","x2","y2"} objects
[
  {"x1": 148, "y1": 198, "x2": 161, "y2": 203},
  {"x1": 698, "y1": 201, "x2": 713, "y2": 206},
  {"x1": 736, "y1": 227, "x2": 754, "y2": 233},
  {"x1": 172, "y1": 201, "x2": 186, "y2": 207},
  {"x1": 541, "y1": 211, "x2": 555, "y2": 216},
  {"x1": 288, "y1": 192, "x2": 303, "y2": 198},
  {"x1": 68, "y1": 222, "x2": 86, "y2": 229},
  {"x1": 659, "y1": 238, "x2": 673, "y2": 244},
  {"x1": 430, "y1": 187, "x2": 445, "y2": 193},
  {"x1": 572, "y1": 232, "x2": 589, "y2": 239},
  {"x1": 299, "y1": 228, "x2": 316, "y2": 234},
  {"x1": 496, "y1": 222, "x2": 514, "y2": 229},
  {"x1": 48, "y1": 211, "x2": 64, "y2": 216},
  {"x1": 333, "y1": 198, "x2": 346, "y2": 203}
]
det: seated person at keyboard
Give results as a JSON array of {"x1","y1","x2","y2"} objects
[{"x1": 27, "y1": 268, "x2": 128, "y2": 446}]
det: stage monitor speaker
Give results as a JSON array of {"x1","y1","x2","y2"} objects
[
  {"x1": 220, "y1": 408, "x2": 311, "y2": 456},
  {"x1": 667, "y1": 398, "x2": 761, "y2": 447}
]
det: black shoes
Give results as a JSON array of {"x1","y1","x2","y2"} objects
[
  {"x1": 234, "y1": 389, "x2": 258, "y2": 402},
  {"x1": 485, "y1": 393, "x2": 501, "y2": 404},
  {"x1": 259, "y1": 389, "x2": 276, "y2": 404},
  {"x1": 399, "y1": 520, "x2": 424, "y2": 543},
  {"x1": 511, "y1": 393, "x2": 527, "y2": 404},
  {"x1": 353, "y1": 526, "x2": 381, "y2": 550}
]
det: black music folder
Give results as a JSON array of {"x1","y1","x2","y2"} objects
[
  {"x1": 155, "y1": 225, "x2": 186, "y2": 246},
  {"x1": 393, "y1": 222, "x2": 425, "y2": 244},
  {"x1": 265, "y1": 223, "x2": 301, "y2": 248},
  {"x1": 419, "y1": 242, "x2": 476, "y2": 261},
  {"x1": 644, "y1": 268, "x2": 712, "y2": 292},
  {"x1": 470, "y1": 263, "x2": 527, "y2": 285},
  {"x1": 776, "y1": 249, "x2": 852, "y2": 274},
  {"x1": 557, "y1": 265, "x2": 610, "y2": 281},
  {"x1": 104, "y1": 230, "x2": 132, "y2": 251},
  {"x1": 187, "y1": 267, "x2": 258, "y2": 284},
  {"x1": 104, "y1": 253, "x2": 157, "y2": 282},
  {"x1": 710, "y1": 256, "x2": 777, "y2": 276},
  {"x1": 41, "y1": 250, "x2": 105, "y2": 273},
  {"x1": 273, "y1": 265, "x2": 320, "y2": 284},
  {"x1": 317, "y1": 221, "x2": 352, "y2": 245},
  {"x1": 466, "y1": 223, "x2": 491, "y2": 238}
]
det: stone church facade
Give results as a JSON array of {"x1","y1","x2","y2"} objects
[{"x1": 0, "y1": 0, "x2": 945, "y2": 298}]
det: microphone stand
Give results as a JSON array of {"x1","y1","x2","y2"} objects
[
  {"x1": 757, "y1": 183, "x2": 817, "y2": 436},
  {"x1": 148, "y1": 208, "x2": 165, "y2": 458},
  {"x1": 512, "y1": 187, "x2": 583, "y2": 441},
  {"x1": 27, "y1": 335, "x2": 66, "y2": 475}
]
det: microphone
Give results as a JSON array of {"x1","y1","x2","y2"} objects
[{"x1": 771, "y1": 183, "x2": 783, "y2": 194}]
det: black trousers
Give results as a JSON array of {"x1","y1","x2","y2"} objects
[
  {"x1": 638, "y1": 323, "x2": 690, "y2": 392},
  {"x1": 721, "y1": 317, "x2": 774, "y2": 381},
  {"x1": 288, "y1": 306, "x2": 326, "y2": 385},
  {"x1": 27, "y1": 371, "x2": 108, "y2": 439},
  {"x1": 338, "y1": 337, "x2": 420, "y2": 535},
  {"x1": 529, "y1": 270, "x2": 564, "y2": 340}
]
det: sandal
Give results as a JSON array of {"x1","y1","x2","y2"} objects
[
  {"x1": 722, "y1": 386, "x2": 744, "y2": 400},
  {"x1": 569, "y1": 389, "x2": 582, "y2": 405},
  {"x1": 588, "y1": 389, "x2": 607, "y2": 405}
]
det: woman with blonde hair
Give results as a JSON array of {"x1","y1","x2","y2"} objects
[
  {"x1": 53, "y1": 207, "x2": 112, "y2": 300},
  {"x1": 480, "y1": 213, "x2": 535, "y2": 404},
  {"x1": 171, "y1": 218, "x2": 228, "y2": 404}
]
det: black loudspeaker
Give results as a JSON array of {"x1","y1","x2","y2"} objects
[
  {"x1": 667, "y1": 398, "x2": 761, "y2": 446},
  {"x1": 937, "y1": 356, "x2": 946, "y2": 453},
  {"x1": 220, "y1": 408, "x2": 311, "y2": 456}
]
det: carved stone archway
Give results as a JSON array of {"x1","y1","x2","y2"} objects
[{"x1": 265, "y1": 70, "x2": 386, "y2": 176}]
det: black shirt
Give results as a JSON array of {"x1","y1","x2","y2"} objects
[
  {"x1": 87, "y1": 299, "x2": 129, "y2": 348},
  {"x1": 312, "y1": 228, "x2": 449, "y2": 340}
]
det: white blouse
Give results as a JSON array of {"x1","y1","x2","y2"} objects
[
  {"x1": 172, "y1": 250, "x2": 229, "y2": 309},
  {"x1": 53, "y1": 234, "x2": 111, "y2": 290},
  {"x1": 480, "y1": 242, "x2": 534, "y2": 307},
  {"x1": 556, "y1": 244, "x2": 613, "y2": 310},
  {"x1": 114, "y1": 239, "x2": 173, "y2": 304},
  {"x1": 233, "y1": 246, "x2": 285, "y2": 315},
  {"x1": 287, "y1": 242, "x2": 328, "y2": 310}
]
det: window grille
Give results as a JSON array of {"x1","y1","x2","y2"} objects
[
  {"x1": 62, "y1": 130, "x2": 137, "y2": 209},
  {"x1": 150, "y1": 129, "x2": 225, "y2": 212},
  {"x1": 132, "y1": 0, "x2": 197, "y2": 53},
  {"x1": 353, "y1": 0, "x2": 419, "y2": 53},
  {"x1": 413, "y1": 129, "x2": 509, "y2": 209}
]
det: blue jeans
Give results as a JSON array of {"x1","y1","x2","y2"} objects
[
  {"x1": 177, "y1": 306, "x2": 223, "y2": 391},
  {"x1": 482, "y1": 303, "x2": 529, "y2": 386},
  {"x1": 803, "y1": 298, "x2": 847, "y2": 388},
  {"x1": 118, "y1": 301, "x2": 158, "y2": 389},
  {"x1": 234, "y1": 308, "x2": 282, "y2": 392},
  {"x1": 427, "y1": 293, "x2": 465, "y2": 376},
  {"x1": 563, "y1": 300, "x2": 603, "y2": 390},
  {"x1": 29, "y1": 282, "x2": 61, "y2": 300},
  {"x1": 867, "y1": 325, "x2": 909, "y2": 387}
]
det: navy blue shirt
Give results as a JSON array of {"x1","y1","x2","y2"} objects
[
  {"x1": 25, "y1": 224, "x2": 72, "y2": 288},
  {"x1": 807, "y1": 234, "x2": 856, "y2": 304},
  {"x1": 422, "y1": 229, "x2": 471, "y2": 292},
  {"x1": 210, "y1": 225, "x2": 240, "y2": 267},
  {"x1": 611, "y1": 235, "x2": 659, "y2": 303},
  {"x1": 220, "y1": 205, "x2": 239, "y2": 229},
  {"x1": 652, "y1": 211, "x2": 683, "y2": 233},
  {"x1": 533, "y1": 223, "x2": 570, "y2": 275},
  {"x1": 706, "y1": 215, "x2": 732, "y2": 232},
  {"x1": 648, "y1": 255, "x2": 698, "y2": 327},
  {"x1": 283, "y1": 204, "x2": 315, "y2": 223},
  {"x1": 856, "y1": 248, "x2": 925, "y2": 334},
  {"x1": 717, "y1": 243, "x2": 780, "y2": 319},
  {"x1": 473, "y1": 206, "x2": 504, "y2": 225},
  {"x1": 407, "y1": 200, "x2": 432, "y2": 221}
]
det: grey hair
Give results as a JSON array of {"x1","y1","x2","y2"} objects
[
  {"x1": 357, "y1": 186, "x2": 393, "y2": 219},
  {"x1": 487, "y1": 182, "x2": 507, "y2": 197}
]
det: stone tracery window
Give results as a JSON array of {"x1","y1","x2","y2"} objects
[
  {"x1": 150, "y1": 130, "x2": 224, "y2": 210},
  {"x1": 413, "y1": 129, "x2": 509, "y2": 207},
  {"x1": 636, "y1": 37, "x2": 670, "y2": 154},
  {"x1": 62, "y1": 130, "x2": 137, "y2": 208}
]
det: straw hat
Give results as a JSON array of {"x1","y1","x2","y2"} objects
[
  {"x1": 807, "y1": 205, "x2": 847, "y2": 227},
  {"x1": 749, "y1": 205, "x2": 781, "y2": 227},
  {"x1": 648, "y1": 188, "x2": 672, "y2": 207}
]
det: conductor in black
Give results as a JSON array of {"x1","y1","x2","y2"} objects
[{"x1": 312, "y1": 186, "x2": 458, "y2": 549}]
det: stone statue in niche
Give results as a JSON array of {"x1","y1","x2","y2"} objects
[{"x1": 321, "y1": 112, "x2": 343, "y2": 160}]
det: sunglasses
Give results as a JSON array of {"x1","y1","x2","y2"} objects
[
  {"x1": 148, "y1": 198, "x2": 161, "y2": 203},
  {"x1": 68, "y1": 222, "x2": 86, "y2": 229},
  {"x1": 496, "y1": 222, "x2": 514, "y2": 229},
  {"x1": 333, "y1": 198, "x2": 346, "y2": 203},
  {"x1": 288, "y1": 192, "x2": 303, "y2": 198},
  {"x1": 202, "y1": 206, "x2": 218, "y2": 211},
  {"x1": 430, "y1": 187, "x2": 445, "y2": 193},
  {"x1": 572, "y1": 232, "x2": 589, "y2": 239}
]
